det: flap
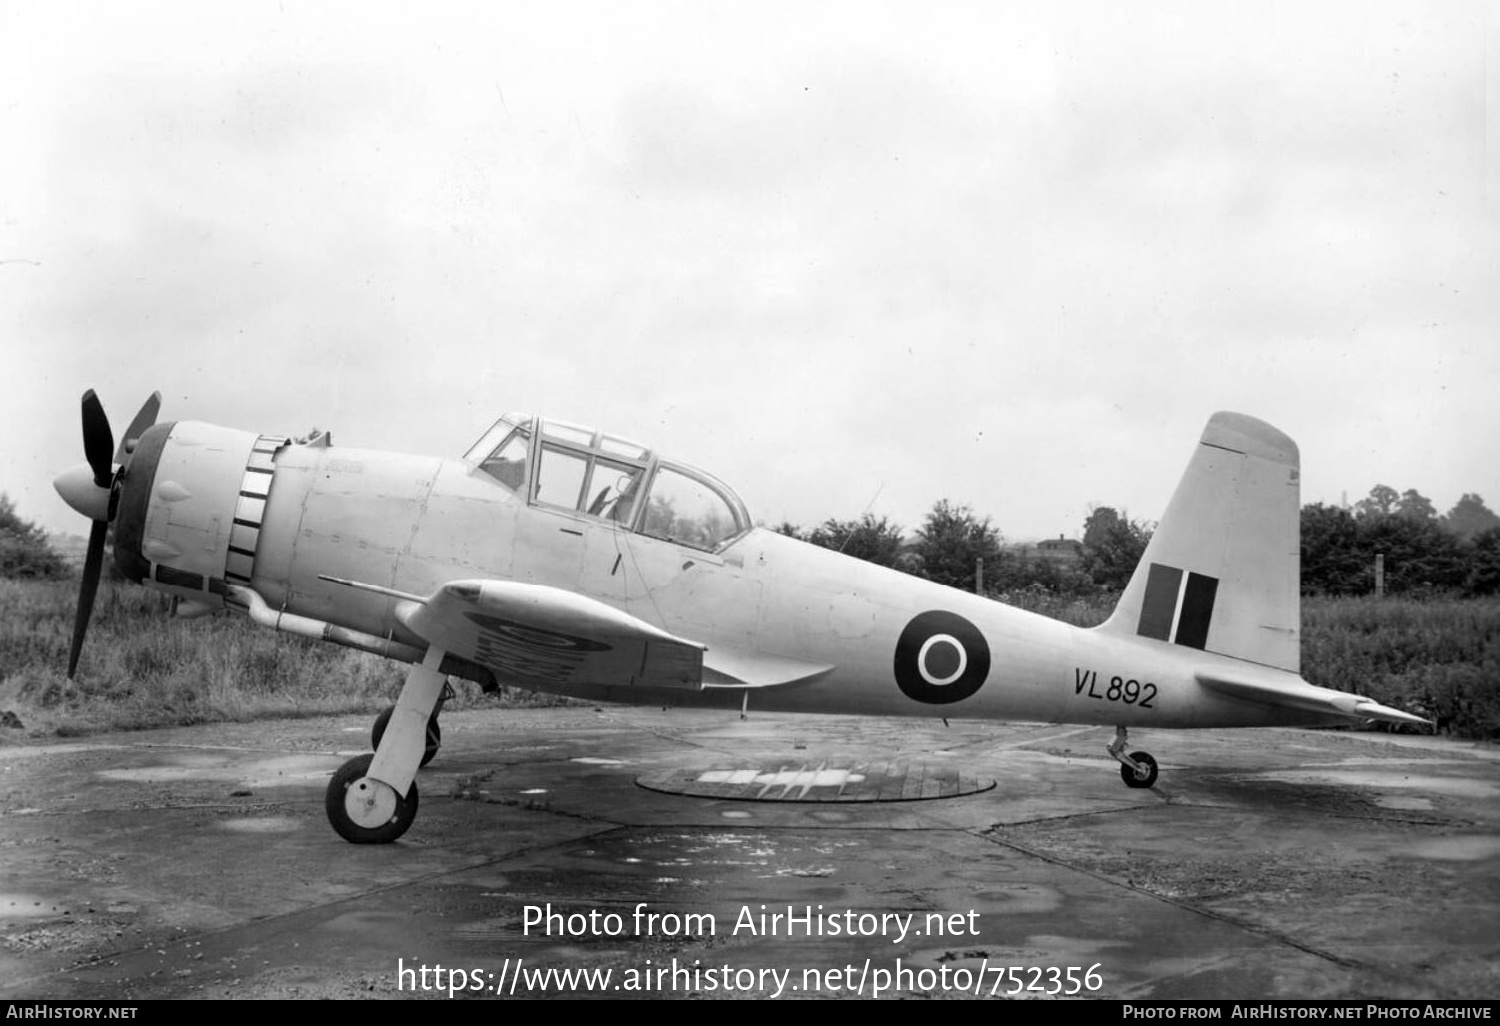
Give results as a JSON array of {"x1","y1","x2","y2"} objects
[
  {"x1": 397, "y1": 579, "x2": 706, "y2": 691},
  {"x1": 702, "y1": 645, "x2": 835, "y2": 689}
]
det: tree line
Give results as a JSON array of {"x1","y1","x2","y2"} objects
[
  {"x1": 776, "y1": 486, "x2": 1500, "y2": 600},
  {"x1": 773, "y1": 502, "x2": 1152, "y2": 597},
  {"x1": 1302, "y1": 489, "x2": 1500, "y2": 597}
]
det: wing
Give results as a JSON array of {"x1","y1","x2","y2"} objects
[
  {"x1": 317, "y1": 575, "x2": 834, "y2": 693},
  {"x1": 396, "y1": 579, "x2": 705, "y2": 691},
  {"x1": 1196, "y1": 668, "x2": 1430, "y2": 726}
]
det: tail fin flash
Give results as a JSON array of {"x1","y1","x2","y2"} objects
[{"x1": 1100, "y1": 412, "x2": 1301, "y2": 672}]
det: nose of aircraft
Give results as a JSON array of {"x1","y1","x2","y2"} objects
[{"x1": 54, "y1": 461, "x2": 113, "y2": 522}]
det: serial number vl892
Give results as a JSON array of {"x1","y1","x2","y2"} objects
[{"x1": 1074, "y1": 668, "x2": 1157, "y2": 709}]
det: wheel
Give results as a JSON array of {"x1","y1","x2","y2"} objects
[
  {"x1": 326, "y1": 754, "x2": 418, "y2": 844},
  {"x1": 1120, "y1": 751, "x2": 1158, "y2": 789},
  {"x1": 371, "y1": 706, "x2": 441, "y2": 767}
]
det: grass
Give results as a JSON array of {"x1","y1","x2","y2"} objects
[
  {"x1": 1, "y1": 580, "x2": 1496, "y2": 740},
  {"x1": 0, "y1": 580, "x2": 570, "y2": 737},
  {"x1": 1301, "y1": 595, "x2": 1500, "y2": 737},
  {"x1": 994, "y1": 586, "x2": 1116, "y2": 628},
  {"x1": 0, "y1": 580, "x2": 404, "y2": 735}
]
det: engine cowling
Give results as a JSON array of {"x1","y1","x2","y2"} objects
[{"x1": 114, "y1": 421, "x2": 289, "y2": 608}]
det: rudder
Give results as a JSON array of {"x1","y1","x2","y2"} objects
[{"x1": 1098, "y1": 412, "x2": 1301, "y2": 672}]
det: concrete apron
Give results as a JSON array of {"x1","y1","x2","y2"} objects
[{"x1": 0, "y1": 708, "x2": 1496, "y2": 999}]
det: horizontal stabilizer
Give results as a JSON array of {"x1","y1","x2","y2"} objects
[
  {"x1": 397, "y1": 579, "x2": 706, "y2": 691},
  {"x1": 1196, "y1": 669, "x2": 1430, "y2": 726},
  {"x1": 702, "y1": 646, "x2": 835, "y2": 689}
]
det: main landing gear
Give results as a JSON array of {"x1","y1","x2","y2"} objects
[
  {"x1": 371, "y1": 681, "x2": 453, "y2": 768},
  {"x1": 326, "y1": 647, "x2": 449, "y2": 844},
  {"x1": 1108, "y1": 725, "x2": 1159, "y2": 789}
]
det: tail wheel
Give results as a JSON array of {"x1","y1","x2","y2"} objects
[
  {"x1": 1120, "y1": 751, "x2": 1158, "y2": 789},
  {"x1": 371, "y1": 706, "x2": 441, "y2": 768},
  {"x1": 326, "y1": 754, "x2": 418, "y2": 844}
]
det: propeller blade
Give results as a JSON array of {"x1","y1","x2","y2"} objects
[
  {"x1": 68, "y1": 519, "x2": 108, "y2": 678},
  {"x1": 81, "y1": 390, "x2": 115, "y2": 489},
  {"x1": 114, "y1": 391, "x2": 162, "y2": 464}
]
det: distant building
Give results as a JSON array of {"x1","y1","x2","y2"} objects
[{"x1": 1036, "y1": 535, "x2": 1083, "y2": 562}]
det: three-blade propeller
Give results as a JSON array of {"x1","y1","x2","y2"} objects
[{"x1": 55, "y1": 390, "x2": 161, "y2": 678}]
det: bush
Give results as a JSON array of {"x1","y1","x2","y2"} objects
[
  {"x1": 0, "y1": 495, "x2": 70, "y2": 581},
  {"x1": 1302, "y1": 596, "x2": 1500, "y2": 739}
]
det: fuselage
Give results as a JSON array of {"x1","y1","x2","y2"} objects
[{"x1": 117, "y1": 419, "x2": 1328, "y2": 731}]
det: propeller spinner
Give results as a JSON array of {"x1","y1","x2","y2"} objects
[{"x1": 53, "y1": 389, "x2": 161, "y2": 677}]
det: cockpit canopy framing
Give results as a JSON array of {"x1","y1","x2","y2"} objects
[{"x1": 463, "y1": 413, "x2": 751, "y2": 552}]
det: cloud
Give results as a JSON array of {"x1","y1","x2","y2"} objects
[{"x1": 4, "y1": 2, "x2": 1494, "y2": 542}]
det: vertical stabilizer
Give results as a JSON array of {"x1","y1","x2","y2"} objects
[{"x1": 1098, "y1": 412, "x2": 1301, "y2": 672}]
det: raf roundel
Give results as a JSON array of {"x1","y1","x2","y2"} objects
[{"x1": 893, "y1": 610, "x2": 991, "y2": 704}]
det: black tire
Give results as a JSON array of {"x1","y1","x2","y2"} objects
[
  {"x1": 1120, "y1": 750, "x2": 1158, "y2": 789},
  {"x1": 371, "y1": 705, "x2": 441, "y2": 768},
  {"x1": 325, "y1": 754, "x2": 418, "y2": 844}
]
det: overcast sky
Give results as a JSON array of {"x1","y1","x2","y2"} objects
[{"x1": 4, "y1": 2, "x2": 1495, "y2": 545}]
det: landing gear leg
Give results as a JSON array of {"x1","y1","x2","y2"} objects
[
  {"x1": 372, "y1": 681, "x2": 452, "y2": 768},
  {"x1": 327, "y1": 646, "x2": 448, "y2": 843},
  {"x1": 1108, "y1": 725, "x2": 1159, "y2": 789}
]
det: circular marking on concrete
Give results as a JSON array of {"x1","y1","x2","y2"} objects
[
  {"x1": 637, "y1": 762, "x2": 995, "y2": 803},
  {"x1": 893, "y1": 611, "x2": 990, "y2": 704}
]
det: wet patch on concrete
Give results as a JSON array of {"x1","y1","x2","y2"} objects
[
  {"x1": 0, "y1": 896, "x2": 72, "y2": 921},
  {"x1": 1399, "y1": 835, "x2": 1500, "y2": 861},
  {"x1": 218, "y1": 816, "x2": 303, "y2": 834},
  {"x1": 98, "y1": 754, "x2": 341, "y2": 789},
  {"x1": 0, "y1": 743, "x2": 129, "y2": 760},
  {"x1": 1373, "y1": 795, "x2": 1435, "y2": 811},
  {"x1": 1174, "y1": 773, "x2": 1445, "y2": 822},
  {"x1": 958, "y1": 882, "x2": 1065, "y2": 915},
  {"x1": 1255, "y1": 768, "x2": 1499, "y2": 800},
  {"x1": 999, "y1": 806, "x2": 1433, "y2": 904}
]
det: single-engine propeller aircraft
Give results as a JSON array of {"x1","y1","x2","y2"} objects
[{"x1": 55, "y1": 393, "x2": 1425, "y2": 842}]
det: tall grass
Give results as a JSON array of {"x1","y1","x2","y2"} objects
[
  {"x1": 1302, "y1": 595, "x2": 1500, "y2": 737},
  {"x1": 995, "y1": 587, "x2": 1116, "y2": 627},
  {"x1": 0, "y1": 580, "x2": 408, "y2": 735},
  {"x1": 1006, "y1": 590, "x2": 1499, "y2": 738}
]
